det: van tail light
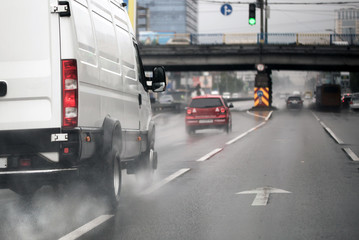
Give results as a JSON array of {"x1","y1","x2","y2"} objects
[
  {"x1": 220, "y1": 107, "x2": 226, "y2": 113},
  {"x1": 187, "y1": 108, "x2": 192, "y2": 115},
  {"x1": 62, "y1": 59, "x2": 78, "y2": 128}
]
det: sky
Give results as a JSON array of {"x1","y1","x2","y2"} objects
[{"x1": 198, "y1": 0, "x2": 359, "y2": 34}]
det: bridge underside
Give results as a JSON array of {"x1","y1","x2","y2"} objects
[{"x1": 139, "y1": 45, "x2": 359, "y2": 72}]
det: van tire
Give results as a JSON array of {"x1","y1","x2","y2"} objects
[
  {"x1": 136, "y1": 140, "x2": 155, "y2": 188},
  {"x1": 102, "y1": 151, "x2": 121, "y2": 209},
  {"x1": 97, "y1": 117, "x2": 122, "y2": 209}
]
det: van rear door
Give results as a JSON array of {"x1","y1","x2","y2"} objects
[{"x1": 0, "y1": 0, "x2": 61, "y2": 131}]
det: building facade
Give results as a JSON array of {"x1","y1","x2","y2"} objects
[
  {"x1": 137, "y1": 0, "x2": 198, "y2": 33},
  {"x1": 335, "y1": 8, "x2": 359, "y2": 35}
]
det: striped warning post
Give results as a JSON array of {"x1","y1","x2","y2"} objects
[{"x1": 254, "y1": 87, "x2": 269, "y2": 107}]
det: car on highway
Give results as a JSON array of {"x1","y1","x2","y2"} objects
[
  {"x1": 222, "y1": 92, "x2": 231, "y2": 99},
  {"x1": 341, "y1": 93, "x2": 352, "y2": 108},
  {"x1": 286, "y1": 95, "x2": 303, "y2": 109},
  {"x1": 185, "y1": 95, "x2": 233, "y2": 134},
  {"x1": 350, "y1": 93, "x2": 359, "y2": 110},
  {"x1": 159, "y1": 94, "x2": 174, "y2": 104},
  {"x1": 232, "y1": 93, "x2": 240, "y2": 98}
]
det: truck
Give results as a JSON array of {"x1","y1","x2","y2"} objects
[
  {"x1": 0, "y1": 0, "x2": 166, "y2": 208},
  {"x1": 315, "y1": 84, "x2": 341, "y2": 109}
]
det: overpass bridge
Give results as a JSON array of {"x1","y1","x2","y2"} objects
[{"x1": 138, "y1": 33, "x2": 359, "y2": 72}]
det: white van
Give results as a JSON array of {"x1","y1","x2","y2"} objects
[{"x1": 0, "y1": 0, "x2": 166, "y2": 207}]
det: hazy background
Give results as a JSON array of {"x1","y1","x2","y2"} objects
[{"x1": 198, "y1": 0, "x2": 359, "y2": 33}]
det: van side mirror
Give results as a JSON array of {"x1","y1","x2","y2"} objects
[{"x1": 151, "y1": 66, "x2": 166, "y2": 92}]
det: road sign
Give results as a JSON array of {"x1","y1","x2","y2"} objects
[
  {"x1": 221, "y1": 4, "x2": 233, "y2": 16},
  {"x1": 236, "y1": 187, "x2": 291, "y2": 206},
  {"x1": 254, "y1": 87, "x2": 269, "y2": 107},
  {"x1": 256, "y1": 63, "x2": 265, "y2": 72},
  {"x1": 257, "y1": 90, "x2": 263, "y2": 97}
]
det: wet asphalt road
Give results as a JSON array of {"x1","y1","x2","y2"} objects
[{"x1": 0, "y1": 101, "x2": 358, "y2": 240}]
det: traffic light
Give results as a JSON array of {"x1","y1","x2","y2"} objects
[{"x1": 249, "y1": 3, "x2": 256, "y2": 25}]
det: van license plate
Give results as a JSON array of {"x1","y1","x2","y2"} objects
[
  {"x1": 0, "y1": 158, "x2": 7, "y2": 168},
  {"x1": 199, "y1": 119, "x2": 213, "y2": 124}
]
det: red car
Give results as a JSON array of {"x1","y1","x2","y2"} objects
[{"x1": 185, "y1": 95, "x2": 233, "y2": 134}]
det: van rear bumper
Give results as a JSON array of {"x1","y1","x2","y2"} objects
[
  {"x1": 0, "y1": 127, "x2": 102, "y2": 164},
  {"x1": 0, "y1": 167, "x2": 79, "y2": 189},
  {"x1": 0, "y1": 168, "x2": 78, "y2": 175},
  {"x1": 0, "y1": 127, "x2": 102, "y2": 189}
]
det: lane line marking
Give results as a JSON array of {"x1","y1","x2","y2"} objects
[
  {"x1": 58, "y1": 215, "x2": 114, "y2": 240},
  {"x1": 322, "y1": 125, "x2": 345, "y2": 144},
  {"x1": 265, "y1": 111, "x2": 273, "y2": 121},
  {"x1": 141, "y1": 168, "x2": 191, "y2": 195},
  {"x1": 196, "y1": 148, "x2": 223, "y2": 162},
  {"x1": 246, "y1": 110, "x2": 273, "y2": 121},
  {"x1": 319, "y1": 121, "x2": 328, "y2": 129},
  {"x1": 246, "y1": 110, "x2": 266, "y2": 119},
  {"x1": 226, "y1": 122, "x2": 266, "y2": 145},
  {"x1": 342, "y1": 148, "x2": 359, "y2": 161},
  {"x1": 249, "y1": 122, "x2": 266, "y2": 132},
  {"x1": 226, "y1": 132, "x2": 248, "y2": 145},
  {"x1": 312, "y1": 112, "x2": 320, "y2": 121},
  {"x1": 314, "y1": 114, "x2": 345, "y2": 145}
]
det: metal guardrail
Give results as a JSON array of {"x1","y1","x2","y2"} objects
[{"x1": 138, "y1": 33, "x2": 359, "y2": 46}]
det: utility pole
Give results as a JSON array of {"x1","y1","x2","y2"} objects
[
  {"x1": 256, "y1": 0, "x2": 267, "y2": 43},
  {"x1": 259, "y1": 0, "x2": 264, "y2": 43},
  {"x1": 265, "y1": 0, "x2": 268, "y2": 44}
]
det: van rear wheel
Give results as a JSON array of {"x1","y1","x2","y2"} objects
[{"x1": 101, "y1": 151, "x2": 121, "y2": 210}]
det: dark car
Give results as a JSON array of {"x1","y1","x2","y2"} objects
[
  {"x1": 286, "y1": 95, "x2": 303, "y2": 109},
  {"x1": 185, "y1": 95, "x2": 233, "y2": 134},
  {"x1": 341, "y1": 93, "x2": 352, "y2": 108}
]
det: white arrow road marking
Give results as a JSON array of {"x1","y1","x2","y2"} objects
[{"x1": 236, "y1": 187, "x2": 291, "y2": 206}]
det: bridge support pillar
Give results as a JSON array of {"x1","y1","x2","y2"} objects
[{"x1": 254, "y1": 69, "x2": 272, "y2": 108}]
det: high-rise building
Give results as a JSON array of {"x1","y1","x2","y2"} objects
[
  {"x1": 335, "y1": 8, "x2": 359, "y2": 35},
  {"x1": 137, "y1": 0, "x2": 198, "y2": 33}
]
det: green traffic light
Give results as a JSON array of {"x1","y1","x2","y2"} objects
[{"x1": 249, "y1": 18, "x2": 256, "y2": 25}]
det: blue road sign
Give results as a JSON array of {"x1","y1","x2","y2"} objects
[
  {"x1": 257, "y1": 90, "x2": 263, "y2": 97},
  {"x1": 221, "y1": 4, "x2": 233, "y2": 16}
]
